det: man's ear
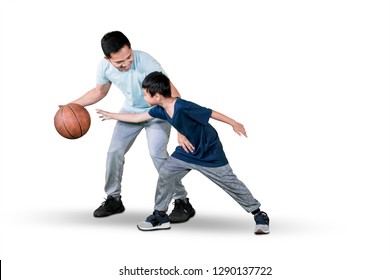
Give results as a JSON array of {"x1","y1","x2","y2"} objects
[{"x1": 104, "y1": 56, "x2": 109, "y2": 61}]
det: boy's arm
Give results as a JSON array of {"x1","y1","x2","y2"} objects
[
  {"x1": 211, "y1": 110, "x2": 247, "y2": 137},
  {"x1": 96, "y1": 109, "x2": 153, "y2": 123}
]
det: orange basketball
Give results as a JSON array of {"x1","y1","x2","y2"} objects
[{"x1": 54, "y1": 103, "x2": 91, "y2": 139}]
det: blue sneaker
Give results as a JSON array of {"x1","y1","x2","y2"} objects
[
  {"x1": 137, "y1": 210, "x2": 171, "y2": 231},
  {"x1": 254, "y1": 211, "x2": 270, "y2": 234}
]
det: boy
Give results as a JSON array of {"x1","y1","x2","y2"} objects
[
  {"x1": 97, "y1": 72, "x2": 270, "y2": 234},
  {"x1": 66, "y1": 31, "x2": 194, "y2": 222}
]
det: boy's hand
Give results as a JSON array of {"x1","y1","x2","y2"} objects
[
  {"x1": 210, "y1": 110, "x2": 247, "y2": 137},
  {"x1": 178, "y1": 133, "x2": 195, "y2": 153},
  {"x1": 96, "y1": 109, "x2": 112, "y2": 121},
  {"x1": 233, "y1": 122, "x2": 247, "y2": 137}
]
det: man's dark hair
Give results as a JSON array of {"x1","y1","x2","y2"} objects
[
  {"x1": 101, "y1": 31, "x2": 131, "y2": 58},
  {"x1": 142, "y1": 72, "x2": 171, "y2": 97}
]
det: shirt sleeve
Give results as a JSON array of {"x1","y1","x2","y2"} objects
[
  {"x1": 148, "y1": 106, "x2": 167, "y2": 120},
  {"x1": 96, "y1": 59, "x2": 110, "y2": 85},
  {"x1": 181, "y1": 100, "x2": 212, "y2": 126}
]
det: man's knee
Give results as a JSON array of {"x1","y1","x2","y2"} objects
[{"x1": 158, "y1": 164, "x2": 172, "y2": 183}]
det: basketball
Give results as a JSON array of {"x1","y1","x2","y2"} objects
[{"x1": 54, "y1": 103, "x2": 91, "y2": 139}]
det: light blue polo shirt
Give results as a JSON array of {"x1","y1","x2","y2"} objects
[{"x1": 96, "y1": 50, "x2": 165, "y2": 112}]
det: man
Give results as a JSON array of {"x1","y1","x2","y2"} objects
[{"x1": 68, "y1": 31, "x2": 195, "y2": 222}]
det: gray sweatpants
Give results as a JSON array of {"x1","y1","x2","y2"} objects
[
  {"x1": 155, "y1": 156, "x2": 261, "y2": 213},
  {"x1": 104, "y1": 109, "x2": 187, "y2": 199}
]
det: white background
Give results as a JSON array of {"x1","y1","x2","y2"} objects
[{"x1": 1, "y1": 0, "x2": 389, "y2": 279}]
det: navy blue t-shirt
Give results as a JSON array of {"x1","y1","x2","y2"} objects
[{"x1": 148, "y1": 98, "x2": 228, "y2": 167}]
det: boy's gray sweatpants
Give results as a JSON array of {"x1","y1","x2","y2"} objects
[{"x1": 155, "y1": 156, "x2": 261, "y2": 213}]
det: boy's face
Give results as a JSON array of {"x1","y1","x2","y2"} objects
[
  {"x1": 143, "y1": 89, "x2": 158, "y2": 106},
  {"x1": 106, "y1": 45, "x2": 134, "y2": 72}
]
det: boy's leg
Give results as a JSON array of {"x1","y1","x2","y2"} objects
[
  {"x1": 154, "y1": 157, "x2": 191, "y2": 212},
  {"x1": 195, "y1": 164, "x2": 270, "y2": 234},
  {"x1": 137, "y1": 157, "x2": 190, "y2": 231},
  {"x1": 195, "y1": 164, "x2": 261, "y2": 213}
]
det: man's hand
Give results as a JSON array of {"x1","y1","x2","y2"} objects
[{"x1": 178, "y1": 133, "x2": 194, "y2": 153}]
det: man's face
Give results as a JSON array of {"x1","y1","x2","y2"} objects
[{"x1": 106, "y1": 45, "x2": 134, "y2": 72}]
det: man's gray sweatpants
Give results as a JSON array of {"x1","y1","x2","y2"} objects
[
  {"x1": 104, "y1": 111, "x2": 187, "y2": 199},
  {"x1": 154, "y1": 156, "x2": 261, "y2": 213}
]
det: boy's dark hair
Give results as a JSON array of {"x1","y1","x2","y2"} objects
[
  {"x1": 142, "y1": 72, "x2": 171, "y2": 97},
  {"x1": 101, "y1": 31, "x2": 131, "y2": 58}
]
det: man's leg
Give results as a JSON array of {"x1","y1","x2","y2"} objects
[
  {"x1": 94, "y1": 119, "x2": 143, "y2": 217},
  {"x1": 145, "y1": 118, "x2": 188, "y2": 198}
]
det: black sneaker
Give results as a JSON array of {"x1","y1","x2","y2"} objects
[
  {"x1": 254, "y1": 211, "x2": 270, "y2": 234},
  {"x1": 168, "y1": 198, "x2": 196, "y2": 223},
  {"x1": 93, "y1": 195, "x2": 125, "y2": 217},
  {"x1": 137, "y1": 210, "x2": 171, "y2": 231}
]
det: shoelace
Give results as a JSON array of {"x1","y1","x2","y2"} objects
[
  {"x1": 99, "y1": 198, "x2": 108, "y2": 206},
  {"x1": 147, "y1": 216, "x2": 161, "y2": 226},
  {"x1": 99, "y1": 197, "x2": 116, "y2": 207},
  {"x1": 171, "y1": 200, "x2": 183, "y2": 212},
  {"x1": 146, "y1": 214, "x2": 156, "y2": 222},
  {"x1": 260, "y1": 212, "x2": 269, "y2": 223}
]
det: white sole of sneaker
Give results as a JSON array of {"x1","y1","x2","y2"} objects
[
  {"x1": 254, "y1": 224, "x2": 270, "y2": 234},
  {"x1": 137, "y1": 222, "x2": 171, "y2": 231}
]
